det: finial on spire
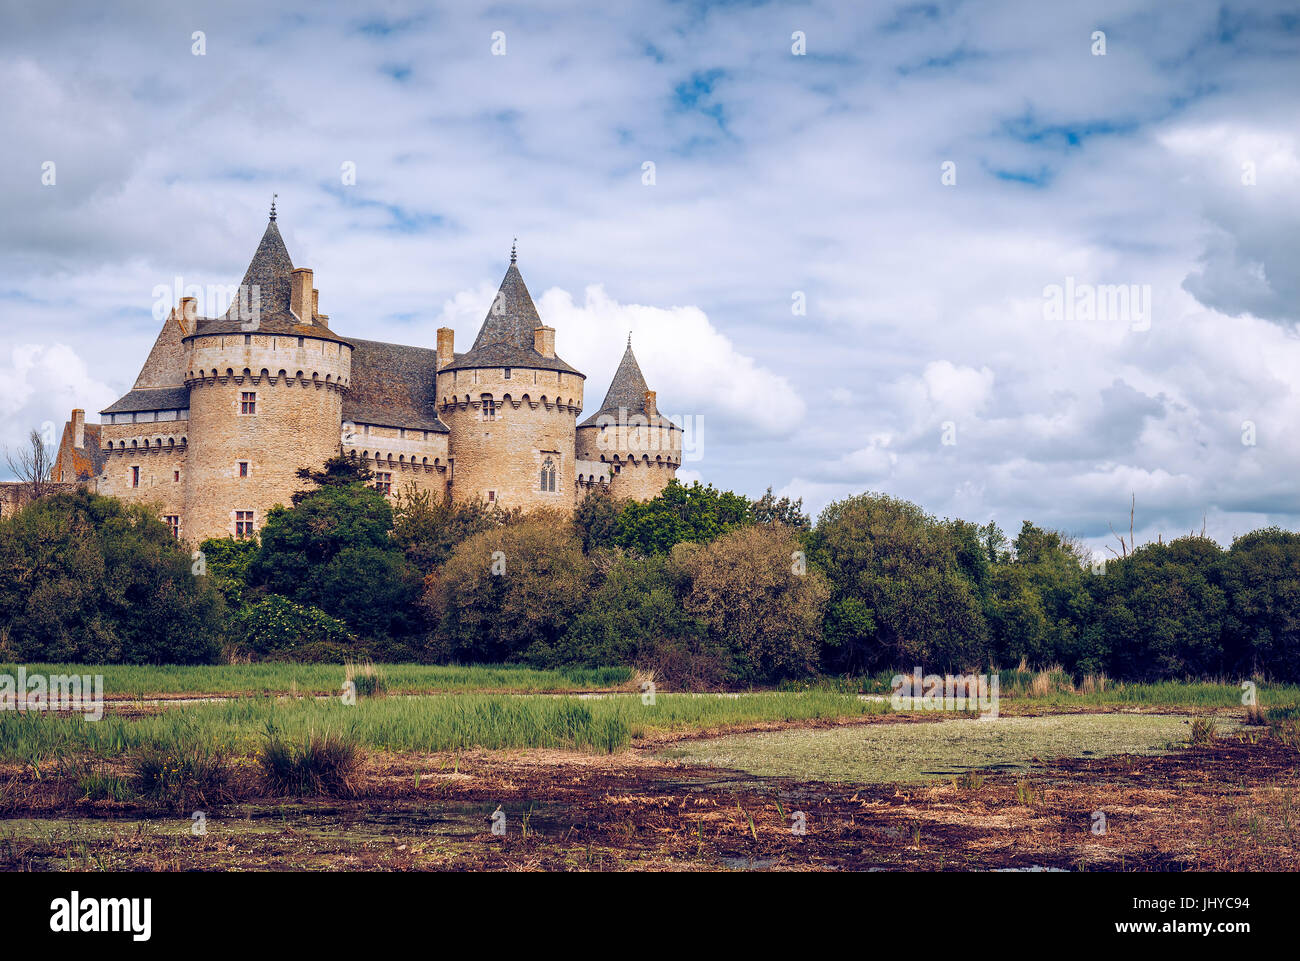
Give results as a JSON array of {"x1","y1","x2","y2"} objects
[
  {"x1": 269, "y1": 193, "x2": 278, "y2": 222},
  {"x1": 627, "y1": 331, "x2": 632, "y2": 348},
  {"x1": 510, "y1": 237, "x2": 517, "y2": 265}
]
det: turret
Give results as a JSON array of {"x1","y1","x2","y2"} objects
[
  {"x1": 435, "y1": 244, "x2": 585, "y2": 511},
  {"x1": 575, "y1": 335, "x2": 681, "y2": 501},
  {"x1": 180, "y1": 205, "x2": 352, "y2": 540}
]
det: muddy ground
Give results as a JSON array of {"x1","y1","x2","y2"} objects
[{"x1": 1, "y1": 718, "x2": 1296, "y2": 871}]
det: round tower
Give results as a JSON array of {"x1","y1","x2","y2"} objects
[
  {"x1": 575, "y1": 336, "x2": 681, "y2": 501},
  {"x1": 182, "y1": 214, "x2": 351, "y2": 541},
  {"x1": 435, "y1": 248, "x2": 585, "y2": 512}
]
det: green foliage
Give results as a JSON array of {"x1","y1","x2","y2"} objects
[
  {"x1": 227, "y1": 595, "x2": 357, "y2": 662},
  {"x1": 810, "y1": 493, "x2": 987, "y2": 672},
  {"x1": 292, "y1": 452, "x2": 374, "y2": 504},
  {"x1": 0, "y1": 490, "x2": 223, "y2": 664},
  {"x1": 532, "y1": 550, "x2": 704, "y2": 668},
  {"x1": 247, "y1": 472, "x2": 421, "y2": 637},
  {"x1": 197, "y1": 535, "x2": 259, "y2": 608},
  {"x1": 679, "y1": 524, "x2": 828, "y2": 681},
  {"x1": 392, "y1": 484, "x2": 518, "y2": 572},
  {"x1": 614, "y1": 479, "x2": 752, "y2": 554},
  {"x1": 258, "y1": 724, "x2": 361, "y2": 797},
  {"x1": 132, "y1": 744, "x2": 234, "y2": 810},
  {"x1": 751, "y1": 487, "x2": 811, "y2": 529},
  {"x1": 573, "y1": 486, "x2": 627, "y2": 553},
  {"x1": 425, "y1": 511, "x2": 592, "y2": 662},
  {"x1": 1086, "y1": 536, "x2": 1227, "y2": 680},
  {"x1": 1219, "y1": 527, "x2": 1300, "y2": 679}
]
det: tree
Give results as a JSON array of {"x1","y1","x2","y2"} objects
[
  {"x1": 5, "y1": 428, "x2": 55, "y2": 500},
  {"x1": 424, "y1": 511, "x2": 592, "y2": 662},
  {"x1": 986, "y1": 521, "x2": 1093, "y2": 670},
  {"x1": 680, "y1": 524, "x2": 828, "y2": 681},
  {"x1": 615, "y1": 479, "x2": 752, "y2": 554},
  {"x1": 573, "y1": 485, "x2": 627, "y2": 553},
  {"x1": 1084, "y1": 536, "x2": 1226, "y2": 680},
  {"x1": 534, "y1": 549, "x2": 702, "y2": 667},
  {"x1": 0, "y1": 490, "x2": 224, "y2": 663},
  {"x1": 392, "y1": 483, "x2": 518, "y2": 572},
  {"x1": 246, "y1": 463, "x2": 421, "y2": 637},
  {"x1": 810, "y1": 493, "x2": 988, "y2": 673},
  {"x1": 291, "y1": 452, "x2": 374, "y2": 505},
  {"x1": 1219, "y1": 528, "x2": 1300, "y2": 679},
  {"x1": 752, "y1": 487, "x2": 811, "y2": 530}
]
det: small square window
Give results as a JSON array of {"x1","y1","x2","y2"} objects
[
  {"x1": 375, "y1": 472, "x2": 392, "y2": 495},
  {"x1": 487, "y1": 490, "x2": 496, "y2": 503},
  {"x1": 504, "y1": 368, "x2": 511, "y2": 379},
  {"x1": 240, "y1": 392, "x2": 256, "y2": 415},
  {"x1": 235, "y1": 511, "x2": 254, "y2": 538}
]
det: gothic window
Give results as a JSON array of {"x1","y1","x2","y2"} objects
[
  {"x1": 540, "y1": 457, "x2": 557, "y2": 493},
  {"x1": 235, "y1": 511, "x2": 254, "y2": 538}
]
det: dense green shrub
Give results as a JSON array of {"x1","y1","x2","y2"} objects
[
  {"x1": 227, "y1": 595, "x2": 357, "y2": 662},
  {"x1": 0, "y1": 490, "x2": 223, "y2": 664}
]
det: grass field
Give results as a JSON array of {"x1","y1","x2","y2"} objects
[
  {"x1": 2, "y1": 665, "x2": 1297, "y2": 871},
  {"x1": 0, "y1": 691, "x2": 889, "y2": 763},
  {"x1": 0, "y1": 663, "x2": 635, "y2": 698},
  {"x1": 664, "y1": 713, "x2": 1233, "y2": 782}
]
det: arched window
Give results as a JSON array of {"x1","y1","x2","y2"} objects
[{"x1": 540, "y1": 456, "x2": 557, "y2": 493}]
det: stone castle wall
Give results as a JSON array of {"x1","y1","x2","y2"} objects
[
  {"x1": 437, "y1": 365, "x2": 584, "y2": 511},
  {"x1": 181, "y1": 333, "x2": 350, "y2": 542}
]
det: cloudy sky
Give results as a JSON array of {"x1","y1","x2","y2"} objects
[{"x1": 2, "y1": 0, "x2": 1298, "y2": 553}]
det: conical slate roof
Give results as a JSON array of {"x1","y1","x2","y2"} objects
[
  {"x1": 579, "y1": 340, "x2": 678, "y2": 429},
  {"x1": 471, "y1": 263, "x2": 542, "y2": 351},
  {"x1": 187, "y1": 215, "x2": 348, "y2": 343},
  {"x1": 225, "y1": 220, "x2": 293, "y2": 320},
  {"x1": 441, "y1": 258, "x2": 582, "y2": 375}
]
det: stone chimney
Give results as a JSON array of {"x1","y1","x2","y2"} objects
[
  {"x1": 644, "y1": 390, "x2": 657, "y2": 417},
  {"x1": 179, "y1": 296, "x2": 198, "y2": 330},
  {"x1": 436, "y1": 328, "x2": 455, "y2": 369},
  {"x1": 534, "y1": 325, "x2": 556, "y2": 359},
  {"x1": 291, "y1": 268, "x2": 314, "y2": 324},
  {"x1": 72, "y1": 409, "x2": 85, "y2": 449}
]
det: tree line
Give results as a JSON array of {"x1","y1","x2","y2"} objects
[{"x1": 1, "y1": 454, "x2": 1297, "y2": 685}]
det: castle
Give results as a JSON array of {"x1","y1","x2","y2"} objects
[{"x1": 53, "y1": 207, "x2": 681, "y2": 543}]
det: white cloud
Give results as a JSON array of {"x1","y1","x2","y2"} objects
[{"x1": 0, "y1": 344, "x2": 117, "y2": 460}]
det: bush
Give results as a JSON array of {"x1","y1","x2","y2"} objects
[
  {"x1": 0, "y1": 490, "x2": 224, "y2": 664},
  {"x1": 247, "y1": 469, "x2": 422, "y2": 638},
  {"x1": 228, "y1": 595, "x2": 358, "y2": 662},
  {"x1": 425, "y1": 511, "x2": 592, "y2": 662},
  {"x1": 258, "y1": 727, "x2": 361, "y2": 797},
  {"x1": 680, "y1": 525, "x2": 828, "y2": 682},
  {"x1": 132, "y1": 744, "x2": 235, "y2": 810}
]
